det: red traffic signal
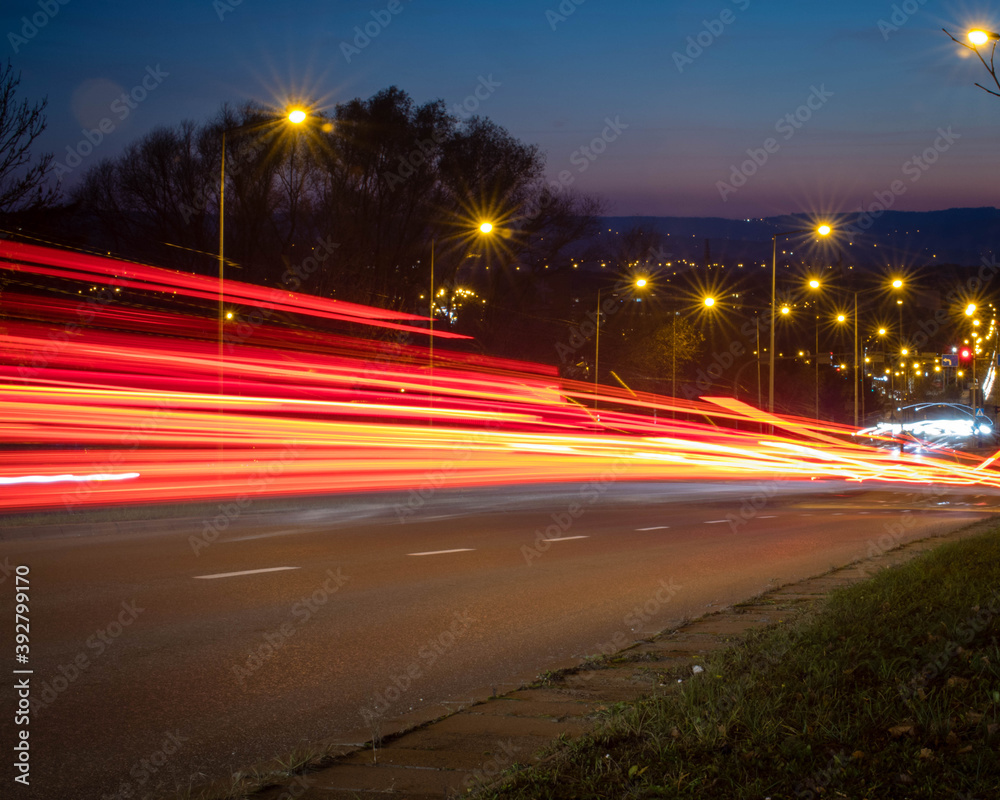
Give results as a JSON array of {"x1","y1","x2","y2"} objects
[{"x1": 959, "y1": 347, "x2": 973, "y2": 364}]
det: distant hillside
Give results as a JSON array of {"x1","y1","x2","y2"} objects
[{"x1": 580, "y1": 207, "x2": 1000, "y2": 269}]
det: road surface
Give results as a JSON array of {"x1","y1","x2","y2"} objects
[{"x1": 1, "y1": 480, "x2": 996, "y2": 799}]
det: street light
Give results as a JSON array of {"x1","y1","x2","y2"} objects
[
  {"x1": 218, "y1": 107, "x2": 311, "y2": 385},
  {"x1": 428, "y1": 221, "x2": 495, "y2": 422},
  {"x1": 969, "y1": 29, "x2": 1000, "y2": 46},
  {"x1": 963, "y1": 304, "x2": 982, "y2": 408},
  {"x1": 769, "y1": 224, "x2": 831, "y2": 413},
  {"x1": 595, "y1": 276, "x2": 649, "y2": 403},
  {"x1": 832, "y1": 289, "x2": 869, "y2": 428},
  {"x1": 668, "y1": 295, "x2": 717, "y2": 406},
  {"x1": 807, "y1": 278, "x2": 822, "y2": 418},
  {"x1": 944, "y1": 27, "x2": 1000, "y2": 98}
]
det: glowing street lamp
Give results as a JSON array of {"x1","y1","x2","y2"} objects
[
  {"x1": 769, "y1": 223, "x2": 832, "y2": 413},
  {"x1": 429, "y1": 221, "x2": 495, "y2": 421},
  {"x1": 596, "y1": 276, "x2": 650, "y2": 404},
  {"x1": 807, "y1": 278, "x2": 822, "y2": 418},
  {"x1": 219, "y1": 107, "x2": 312, "y2": 364},
  {"x1": 945, "y1": 27, "x2": 1000, "y2": 99},
  {"x1": 969, "y1": 29, "x2": 1000, "y2": 46},
  {"x1": 834, "y1": 297, "x2": 861, "y2": 427}
]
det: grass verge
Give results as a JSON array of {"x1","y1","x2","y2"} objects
[{"x1": 475, "y1": 528, "x2": 1000, "y2": 799}]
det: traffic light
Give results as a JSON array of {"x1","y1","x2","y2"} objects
[{"x1": 959, "y1": 347, "x2": 973, "y2": 365}]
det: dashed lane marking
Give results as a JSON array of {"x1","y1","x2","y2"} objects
[{"x1": 194, "y1": 566, "x2": 300, "y2": 580}]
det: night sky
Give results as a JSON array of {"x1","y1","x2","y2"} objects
[{"x1": 4, "y1": 0, "x2": 998, "y2": 218}]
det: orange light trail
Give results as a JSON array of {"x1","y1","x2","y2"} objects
[{"x1": 2, "y1": 245, "x2": 999, "y2": 513}]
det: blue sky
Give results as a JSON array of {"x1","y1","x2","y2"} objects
[{"x1": 4, "y1": 0, "x2": 998, "y2": 217}]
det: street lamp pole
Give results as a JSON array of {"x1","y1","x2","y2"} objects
[
  {"x1": 769, "y1": 225, "x2": 830, "y2": 413},
  {"x1": 595, "y1": 287, "x2": 603, "y2": 403},
  {"x1": 815, "y1": 314, "x2": 820, "y2": 419},
  {"x1": 218, "y1": 129, "x2": 227, "y2": 396},
  {"x1": 595, "y1": 277, "x2": 648, "y2": 408},
  {"x1": 854, "y1": 291, "x2": 859, "y2": 428},
  {"x1": 218, "y1": 107, "x2": 309, "y2": 388}
]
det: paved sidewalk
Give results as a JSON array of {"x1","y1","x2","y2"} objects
[{"x1": 243, "y1": 518, "x2": 997, "y2": 800}]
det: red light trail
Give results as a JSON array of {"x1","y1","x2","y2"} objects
[{"x1": 2, "y1": 244, "x2": 998, "y2": 513}]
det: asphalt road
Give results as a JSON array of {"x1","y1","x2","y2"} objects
[{"x1": 2, "y1": 480, "x2": 997, "y2": 799}]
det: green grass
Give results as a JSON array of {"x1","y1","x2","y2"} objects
[{"x1": 475, "y1": 529, "x2": 1000, "y2": 799}]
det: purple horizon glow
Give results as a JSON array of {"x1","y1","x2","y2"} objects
[{"x1": 3, "y1": 0, "x2": 998, "y2": 218}]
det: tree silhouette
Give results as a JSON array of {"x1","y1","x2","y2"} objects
[{"x1": 0, "y1": 59, "x2": 57, "y2": 213}]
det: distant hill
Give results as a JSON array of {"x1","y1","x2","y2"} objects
[{"x1": 581, "y1": 207, "x2": 1000, "y2": 269}]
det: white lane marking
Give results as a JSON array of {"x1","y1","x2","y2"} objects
[
  {"x1": 636, "y1": 526, "x2": 670, "y2": 531},
  {"x1": 223, "y1": 530, "x2": 302, "y2": 543},
  {"x1": 704, "y1": 520, "x2": 729, "y2": 524},
  {"x1": 542, "y1": 536, "x2": 589, "y2": 542},
  {"x1": 194, "y1": 566, "x2": 300, "y2": 580},
  {"x1": 758, "y1": 515, "x2": 777, "y2": 519},
  {"x1": 407, "y1": 548, "x2": 475, "y2": 556}
]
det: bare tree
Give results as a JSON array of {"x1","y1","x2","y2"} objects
[
  {"x1": 944, "y1": 28, "x2": 1000, "y2": 99},
  {"x1": 0, "y1": 59, "x2": 56, "y2": 213}
]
